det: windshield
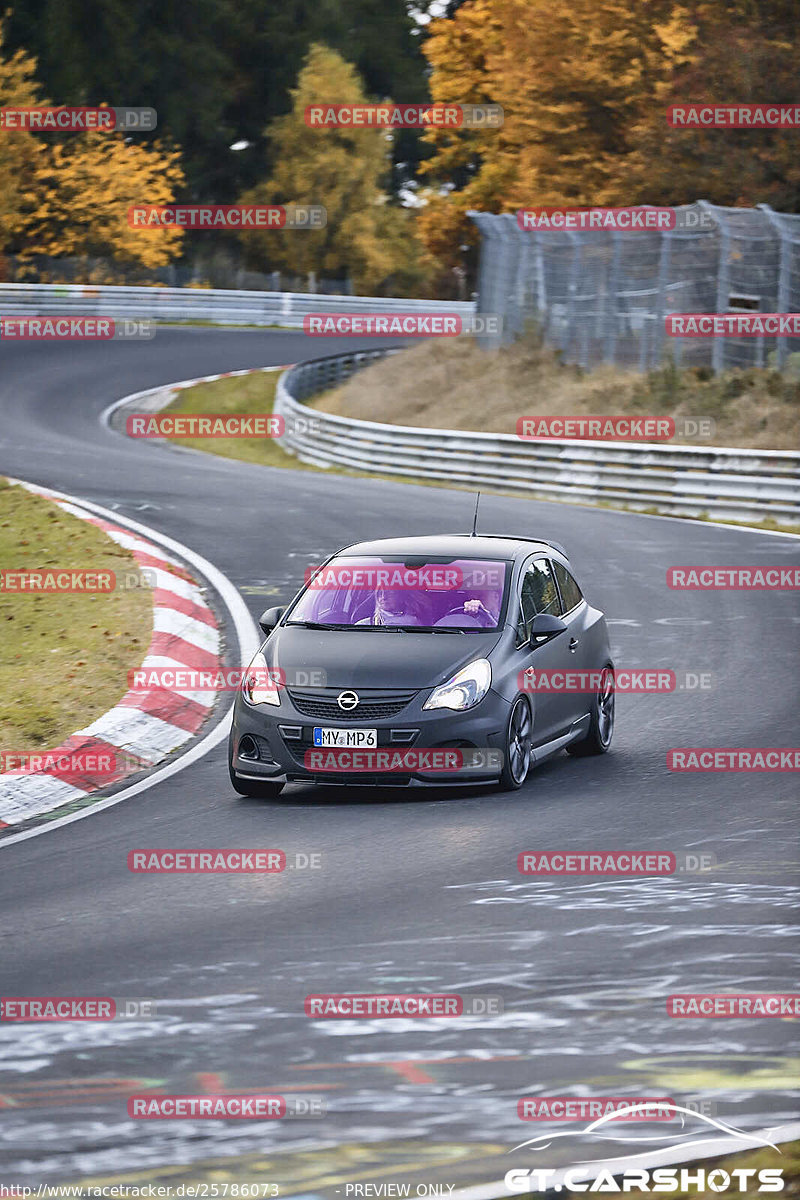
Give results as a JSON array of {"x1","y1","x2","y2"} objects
[{"x1": 286, "y1": 556, "x2": 510, "y2": 631}]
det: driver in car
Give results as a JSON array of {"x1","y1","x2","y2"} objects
[
  {"x1": 461, "y1": 585, "x2": 503, "y2": 627},
  {"x1": 366, "y1": 587, "x2": 429, "y2": 626}
]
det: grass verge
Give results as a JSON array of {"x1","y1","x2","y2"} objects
[
  {"x1": 152, "y1": 362, "x2": 799, "y2": 535},
  {"x1": 0, "y1": 480, "x2": 152, "y2": 752},
  {"x1": 156, "y1": 371, "x2": 314, "y2": 469},
  {"x1": 312, "y1": 333, "x2": 800, "y2": 451}
]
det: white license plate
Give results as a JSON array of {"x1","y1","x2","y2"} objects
[{"x1": 313, "y1": 727, "x2": 378, "y2": 748}]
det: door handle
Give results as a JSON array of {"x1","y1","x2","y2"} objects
[{"x1": 569, "y1": 637, "x2": 579, "y2": 652}]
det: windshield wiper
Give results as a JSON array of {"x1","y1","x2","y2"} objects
[{"x1": 286, "y1": 620, "x2": 361, "y2": 630}]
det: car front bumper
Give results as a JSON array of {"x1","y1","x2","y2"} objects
[{"x1": 230, "y1": 687, "x2": 511, "y2": 787}]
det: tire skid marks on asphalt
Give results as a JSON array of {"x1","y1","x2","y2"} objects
[{"x1": 0, "y1": 482, "x2": 225, "y2": 829}]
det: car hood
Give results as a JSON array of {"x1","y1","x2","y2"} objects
[{"x1": 266, "y1": 626, "x2": 502, "y2": 691}]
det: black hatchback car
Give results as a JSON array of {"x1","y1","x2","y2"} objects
[{"x1": 228, "y1": 534, "x2": 614, "y2": 796}]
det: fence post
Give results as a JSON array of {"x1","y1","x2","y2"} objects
[
  {"x1": 698, "y1": 200, "x2": 728, "y2": 372},
  {"x1": 758, "y1": 203, "x2": 790, "y2": 371},
  {"x1": 653, "y1": 230, "x2": 673, "y2": 368},
  {"x1": 603, "y1": 232, "x2": 621, "y2": 364}
]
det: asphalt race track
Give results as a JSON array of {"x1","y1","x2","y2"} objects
[{"x1": 1, "y1": 328, "x2": 798, "y2": 1187}]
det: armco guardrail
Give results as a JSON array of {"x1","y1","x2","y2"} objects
[
  {"x1": 0, "y1": 283, "x2": 475, "y2": 328},
  {"x1": 274, "y1": 350, "x2": 800, "y2": 526}
]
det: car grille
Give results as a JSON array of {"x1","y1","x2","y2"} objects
[{"x1": 287, "y1": 689, "x2": 417, "y2": 721}]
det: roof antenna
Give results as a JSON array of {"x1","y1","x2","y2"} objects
[{"x1": 470, "y1": 491, "x2": 481, "y2": 537}]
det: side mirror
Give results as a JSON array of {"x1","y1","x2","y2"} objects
[
  {"x1": 259, "y1": 606, "x2": 286, "y2": 636},
  {"x1": 528, "y1": 612, "x2": 568, "y2": 647}
]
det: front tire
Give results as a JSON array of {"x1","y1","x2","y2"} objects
[
  {"x1": 228, "y1": 758, "x2": 285, "y2": 799},
  {"x1": 567, "y1": 664, "x2": 615, "y2": 757},
  {"x1": 499, "y1": 696, "x2": 532, "y2": 790}
]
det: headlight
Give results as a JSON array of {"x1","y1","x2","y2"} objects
[
  {"x1": 423, "y1": 658, "x2": 492, "y2": 712},
  {"x1": 242, "y1": 651, "x2": 280, "y2": 707}
]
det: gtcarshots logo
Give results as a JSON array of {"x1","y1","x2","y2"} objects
[
  {"x1": 305, "y1": 993, "x2": 503, "y2": 1017},
  {"x1": 0, "y1": 318, "x2": 154, "y2": 340},
  {"x1": 507, "y1": 1104, "x2": 784, "y2": 1191},
  {"x1": 0, "y1": 106, "x2": 156, "y2": 130},
  {"x1": 668, "y1": 566, "x2": 800, "y2": 590},
  {"x1": 128, "y1": 204, "x2": 326, "y2": 229},
  {"x1": 303, "y1": 313, "x2": 502, "y2": 337},
  {"x1": 504, "y1": 1168, "x2": 785, "y2": 1193},
  {"x1": 304, "y1": 103, "x2": 503, "y2": 128},
  {"x1": 0, "y1": 998, "x2": 157, "y2": 1020}
]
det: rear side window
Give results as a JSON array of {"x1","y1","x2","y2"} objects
[{"x1": 553, "y1": 560, "x2": 583, "y2": 612}]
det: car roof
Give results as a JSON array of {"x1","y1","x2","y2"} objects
[{"x1": 337, "y1": 534, "x2": 568, "y2": 562}]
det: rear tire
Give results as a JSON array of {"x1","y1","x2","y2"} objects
[
  {"x1": 499, "y1": 696, "x2": 532, "y2": 790},
  {"x1": 567, "y1": 664, "x2": 614, "y2": 757}
]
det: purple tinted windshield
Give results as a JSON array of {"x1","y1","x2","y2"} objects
[{"x1": 288, "y1": 557, "x2": 508, "y2": 629}]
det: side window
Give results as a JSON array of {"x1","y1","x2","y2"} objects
[
  {"x1": 553, "y1": 561, "x2": 583, "y2": 612},
  {"x1": 516, "y1": 559, "x2": 562, "y2": 644}
]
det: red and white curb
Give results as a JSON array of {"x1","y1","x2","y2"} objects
[{"x1": 0, "y1": 481, "x2": 225, "y2": 831}]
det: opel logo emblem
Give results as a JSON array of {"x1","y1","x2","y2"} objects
[{"x1": 337, "y1": 690, "x2": 359, "y2": 711}]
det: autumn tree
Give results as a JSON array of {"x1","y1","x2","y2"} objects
[
  {"x1": 0, "y1": 19, "x2": 184, "y2": 268},
  {"x1": 15, "y1": 123, "x2": 185, "y2": 267},
  {"x1": 237, "y1": 44, "x2": 434, "y2": 294},
  {"x1": 418, "y1": 0, "x2": 696, "y2": 267},
  {"x1": 627, "y1": 0, "x2": 800, "y2": 210},
  {"x1": 0, "y1": 18, "x2": 41, "y2": 248}
]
